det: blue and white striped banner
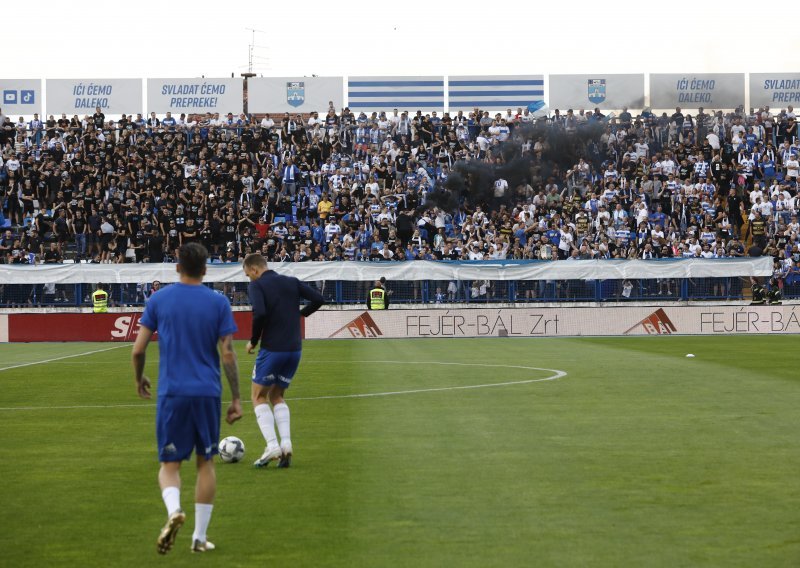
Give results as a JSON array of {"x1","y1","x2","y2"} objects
[
  {"x1": 347, "y1": 76, "x2": 444, "y2": 112},
  {"x1": 448, "y1": 75, "x2": 545, "y2": 111}
]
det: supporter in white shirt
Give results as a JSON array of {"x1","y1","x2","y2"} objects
[
  {"x1": 324, "y1": 220, "x2": 341, "y2": 243},
  {"x1": 706, "y1": 132, "x2": 720, "y2": 151},
  {"x1": 634, "y1": 140, "x2": 649, "y2": 159},
  {"x1": 328, "y1": 173, "x2": 344, "y2": 191},
  {"x1": 749, "y1": 187, "x2": 764, "y2": 205},
  {"x1": 377, "y1": 117, "x2": 390, "y2": 133},
  {"x1": 490, "y1": 240, "x2": 509, "y2": 259},
  {"x1": 758, "y1": 199, "x2": 773, "y2": 218},
  {"x1": 785, "y1": 154, "x2": 799, "y2": 181},
  {"x1": 260, "y1": 116, "x2": 275, "y2": 130},
  {"x1": 487, "y1": 121, "x2": 501, "y2": 141},
  {"x1": 182, "y1": 161, "x2": 197, "y2": 178},
  {"x1": 493, "y1": 178, "x2": 508, "y2": 198},
  {"x1": 387, "y1": 142, "x2": 400, "y2": 162},
  {"x1": 365, "y1": 178, "x2": 380, "y2": 199},
  {"x1": 558, "y1": 228, "x2": 574, "y2": 256},
  {"x1": 473, "y1": 206, "x2": 488, "y2": 227},
  {"x1": 661, "y1": 157, "x2": 676, "y2": 176},
  {"x1": 635, "y1": 202, "x2": 649, "y2": 225},
  {"x1": 376, "y1": 207, "x2": 394, "y2": 223},
  {"x1": 321, "y1": 160, "x2": 336, "y2": 177},
  {"x1": 730, "y1": 121, "x2": 746, "y2": 139},
  {"x1": 467, "y1": 244, "x2": 484, "y2": 260},
  {"x1": 496, "y1": 122, "x2": 510, "y2": 141},
  {"x1": 476, "y1": 133, "x2": 491, "y2": 152},
  {"x1": 651, "y1": 228, "x2": 665, "y2": 242},
  {"x1": 770, "y1": 181, "x2": 786, "y2": 199},
  {"x1": 5, "y1": 156, "x2": 20, "y2": 173}
]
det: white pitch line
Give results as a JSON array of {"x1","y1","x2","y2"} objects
[
  {"x1": 0, "y1": 343, "x2": 132, "y2": 372},
  {"x1": 0, "y1": 361, "x2": 566, "y2": 411},
  {"x1": 291, "y1": 375, "x2": 565, "y2": 401}
]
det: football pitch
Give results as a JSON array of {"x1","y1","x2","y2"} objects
[{"x1": 0, "y1": 336, "x2": 798, "y2": 567}]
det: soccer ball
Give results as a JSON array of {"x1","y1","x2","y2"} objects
[{"x1": 218, "y1": 436, "x2": 245, "y2": 463}]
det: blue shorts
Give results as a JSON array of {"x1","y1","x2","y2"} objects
[
  {"x1": 252, "y1": 350, "x2": 302, "y2": 389},
  {"x1": 156, "y1": 396, "x2": 221, "y2": 462}
]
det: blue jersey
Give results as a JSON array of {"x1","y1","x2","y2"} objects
[
  {"x1": 140, "y1": 283, "x2": 237, "y2": 398},
  {"x1": 249, "y1": 271, "x2": 325, "y2": 352}
]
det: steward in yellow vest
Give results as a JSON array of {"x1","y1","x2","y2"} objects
[
  {"x1": 367, "y1": 281, "x2": 388, "y2": 310},
  {"x1": 92, "y1": 285, "x2": 109, "y2": 313}
]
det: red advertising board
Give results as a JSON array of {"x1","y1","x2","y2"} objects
[{"x1": 8, "y1": 312, "x2": 256, "y2": 342}]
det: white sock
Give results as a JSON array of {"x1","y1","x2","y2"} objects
[
  {"x1": 254, "y1": 404, "x2": 279, "y2": 449},
  {"x1": 192, "y1": 503, "x2": 213, "y2": 543},
  {"x1": 273, "y1": 402, "x2": 291, "y2": 448},
  {"x1": 161, "y1": 486, "x2": 181, "y2": 516}
]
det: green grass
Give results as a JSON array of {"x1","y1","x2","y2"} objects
[{"x1": 0, "y1": 337, "x2": 799, "y2": 567}]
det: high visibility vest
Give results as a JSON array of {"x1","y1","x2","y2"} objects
[
  {"x1": 369, "y1": 288, "x2": 386, "y2": 310},
  {"x1": 92, "y1": 290, "x2": 108, "y2": 313}
]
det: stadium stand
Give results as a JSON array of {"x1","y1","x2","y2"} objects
[{"x1": 0, "y1": 104, "x2": 797, "y2": 305}]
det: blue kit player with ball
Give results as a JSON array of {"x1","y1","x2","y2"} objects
[{"x1": 242, "y1": 253, "x2": 325, "y2": 469}]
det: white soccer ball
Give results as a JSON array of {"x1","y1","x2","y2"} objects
[{"x1": 218, "y1": 436, "x2": 245, "y2": 463}]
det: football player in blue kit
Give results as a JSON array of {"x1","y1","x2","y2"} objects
[
  {"x1": 242, "y1": 253, "x2": 325, "y2": 469},
  {"x1": 132, "y1": 243, "x2": 242, "y2": 554}
]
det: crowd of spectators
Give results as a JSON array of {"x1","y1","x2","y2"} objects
[{"x1": 1, "y1": 101, "x2": 799, "y2": 286}]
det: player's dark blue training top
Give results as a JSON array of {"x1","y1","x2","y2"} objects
[{"x1": 249, "y1": 271, "x2": 325, "y2": 352}]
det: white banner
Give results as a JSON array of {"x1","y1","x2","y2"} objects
[
  {"x1": 248, "y1": 77, "x2": 343, "y2": 114},
  {"x1": 650, "y1": 74, "x2": 744, "y2": 110},
  {"x1": 749, "y1": 73, "x2": 800, "y2": 109},
  {"x1": 0, "y1": 258, "x2": 773, "y2": 285},
  {"x1": 448, "y1": 76, "x2": 544, "y2": 112},
  {"x1": 305, "y1": 305, "x2": 800, "y2": 339},
  {"x1": 548, "y1": 74, "x2": 644, "y2": 110},
  {"x1": 0, "y1": 79, "x2": 42, "y2": 116},
  {"x1": 347, "y1": 76, "x2": 445, "y2": 112},
  {"x1": 46, "y1": 79, "x2": 143, "y2": 115},
  {"x1": 147, "y1": 78, "x2": 243, "y2": 114}
]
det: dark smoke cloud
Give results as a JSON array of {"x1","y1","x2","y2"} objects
[{"x1": 421, "y1": 119, "x2": 607, "y2": 213}]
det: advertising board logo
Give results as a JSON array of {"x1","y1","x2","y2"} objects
[
  {"x1": 287, "y1": 82, "x2": 305, "y2": 107},
  {"x1": 624, "y1": 308, "x2": 677, "y2": 335},
  {"x1": 588, "y1": 79, "x2": 606, "y2": 104},
  {"x1": 2, "y1": 90, "x2": 35, "y2": 105},
  {"x1": 329, "y1": 312, "x2": 383, "y2": 338},
  {"x1": 111, "y1": 314, "x2": 142, "y2": 340}
]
